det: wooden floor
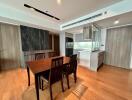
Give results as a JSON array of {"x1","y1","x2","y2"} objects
[{"x1": 0, "y1": 65, "x2": 132, "y2": 100}]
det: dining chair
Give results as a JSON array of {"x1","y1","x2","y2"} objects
[
  {"x1": 41, "y1": 57, "x2": 64, "y2": 100},
  {"x1": 63, "y1": 54, "x2": 78, "y2": 89},
  {"x1": 35, "y1": 53, "x2": 45, "y2": 60},
  {"x1": 48, "y1": 52, "x2": 56, "y2": 58},
  {"x1": 35, "y1": 53, "x2": 46, "y2": 89}
]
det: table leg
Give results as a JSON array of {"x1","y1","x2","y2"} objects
[
  {"x1": 35, "y1": 74, "x2": 39, "y2": 100},
  {"x1": 27, "y1": 66, "x2": 30, "y2": 86}
]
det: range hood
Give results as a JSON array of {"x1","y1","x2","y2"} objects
[
  {"x1": 83, "y1": 23, "x2": 101, "y2": 51},
  {"x1": 83, "y1": 25, "x2": 92, "y2": 40},
  {"x1": 83, "y1": 24, "x2": 101, "y2": 40}
]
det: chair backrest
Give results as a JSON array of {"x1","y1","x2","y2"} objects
[
  {"x1": 67, "y1": 54, "x2": 78, "y2": 74},
  {"x1": 49, "y1": 57, "x2": 63, "y2": 85},
  {"x1": 35, "y1": 53, "x2": 45, "y2": 60},
  {"x1": 70, "y1": 54, "x2": 77, "y2": 62},
  {"x1": 48, "y1": 52, "x2": 56, "y2": 58}
]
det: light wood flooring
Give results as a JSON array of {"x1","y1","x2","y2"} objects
[{"x1": 0, "y1": 65, "x2": 132, "y2": 100}]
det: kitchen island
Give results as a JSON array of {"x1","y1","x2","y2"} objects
[{"x1": 78, "y1": 50, "x2": 105, "y2": 71}]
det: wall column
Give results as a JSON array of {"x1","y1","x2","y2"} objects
[{"x1": 59, "y1": 32, "x2": 66, "y2": 56}]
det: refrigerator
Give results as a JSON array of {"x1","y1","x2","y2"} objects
[{"x1": 65, "y1": 37, "x2": 73, "y2": 57}]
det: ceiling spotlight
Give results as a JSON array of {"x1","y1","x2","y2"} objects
[
  {"x1": 114, "y1": 20, "x2": 119, "y2": 24},
  {"x1": 57, "y1": 0, "x2": 62, "y2": 5}
]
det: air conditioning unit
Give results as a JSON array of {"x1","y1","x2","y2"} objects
[{"x1": 61, "y1": 12, "x2": 103, "y2": 29}]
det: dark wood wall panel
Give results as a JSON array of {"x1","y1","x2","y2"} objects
[
  {"x1": 105, "y1": 26, "x2": 132, "y2": 69},
  {"x1": 49, "y1": 34, "x2": 52, "y2": 49},
  {"x1": 20, "y1": 25, "x2": 49, "y2": 51},
  {"x1": 54, "y1": 35, "x2": 60, "y2": 56}
]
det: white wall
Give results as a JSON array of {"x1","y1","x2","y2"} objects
[
  {"x1": 59, "y1": 32, "x2": 66, "y2": 56},
  {"x1": 130, "y1": 41, "x2": 132, "y2": 69},
  {"x1": 59, "y1": 32, "x2": 73, "y2": 56},
  {"x1": 100, "y1": 28, "x2": 107, "y2": 51}
]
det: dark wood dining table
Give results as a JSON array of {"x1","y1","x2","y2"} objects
[{"x1": 26, "y1": 56, "x2": 70, "y2": 100}]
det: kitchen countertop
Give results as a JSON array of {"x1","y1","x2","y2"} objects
[
  {"x1": 78, "y1": 50, "x2": 104, "y2": 53},
  {"x1": 78, "y1": 50, "x2": 91, "y2": 53}
]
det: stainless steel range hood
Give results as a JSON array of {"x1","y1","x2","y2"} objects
[
  {"x1": 83, "y1": 25, "x2": 92, "y2": 40},
  {"x1": 83, "y1": 23, "x2": 101, "y2": 51},
  {"x1": 83, "y1": 23, "x2": 101, "y2": 40}
]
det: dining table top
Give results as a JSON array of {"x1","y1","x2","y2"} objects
[{"x1": 26, "y1": 56, "x2": 70, "y2": 74}]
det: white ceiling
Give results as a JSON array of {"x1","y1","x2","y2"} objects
[
  {"x1": 0, "y1": 0, "x2": 121, "y2": 24},
  {"x1": 67, "y1": 11, "x2": 132, "y2": 34},
  {"x1": 96, "y1": 11, "x2": 132, "y2": 28}
]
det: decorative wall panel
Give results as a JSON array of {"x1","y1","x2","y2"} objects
[
  {"x1": 0, "y1": 23, "x2": 21, "y2": 71},
  {"x1": 20, "y1": 25, "x2": 49, "y2": 51},
  {"x1": 105, "y1": 25, "x2": 132, "y2": 69}
]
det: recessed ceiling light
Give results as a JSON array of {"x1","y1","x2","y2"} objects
[
  {"x1": 114, "y1": 20, "x2": 119, "y2": 24},
  {"x1": 57, "y1": 0, "x2": 62, "y2": 5}
]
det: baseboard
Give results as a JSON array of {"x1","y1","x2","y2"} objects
[{"x1": 104, "y1": 64, "x2": 131, "y2": 70}]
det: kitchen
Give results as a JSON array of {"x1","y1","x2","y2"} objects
[{"x1": 60, "y1": 24, "x2": 105, "y2": 71}]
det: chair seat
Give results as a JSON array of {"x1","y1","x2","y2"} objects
[{"x1": 63, "y1": 63, "x2": 74, "y2": 75}]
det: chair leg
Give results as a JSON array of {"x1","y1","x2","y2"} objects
[
  {"x1": 38, "y1": 76, "x2": 41, "y2": 89},
  {"x1": 62, "y1": 73, "x2": 64, "y2": 78},
  {"x1": 60, "y1": 78, "x2": 64, "y2": 92},
  {"x1": 74, "y1": 73, "x2": 77, "y2": 83},
  {"x1": 42, "y1": 80, "x2": 44, "y2": 91},
  {"x1": 49, "y1": 85, "x2": 53, "y2": 100},
  {"x1": 66, "y1": 75, "x2": 70, "y2": 89}
]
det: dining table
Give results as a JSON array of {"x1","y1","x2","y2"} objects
[{"x1": 26, "y1": 56, "x2": 70, "y2": 100}]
